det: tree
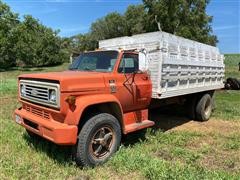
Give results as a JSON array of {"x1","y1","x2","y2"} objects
[
  {"x1": 70, "y1": 33, "x2": 97, "y2": 52},
  {"x1": 87, "y1": 7, "x2": 148, "y2": 50},
  {"x1": 90, "y1": 6, "x2": 148, "y2": 41},
  {"x1": 90, "y1": 12, "x2": 127, "y2": 41},
  {"x1": 124, "y1": 4, "x2": 148, "y2": 35},
  {"x1": 0, "y1": 1, "x2": 19, "y2": 68},
  {"x1": 143, "y1": 0, "x2": 217, "y2": 46},
  {"x1": 14, "y1": 15, "x2": 65, "y2": 67},
  {"x1": 0, "y1": 1, "x2": 67, "y2": 69}
]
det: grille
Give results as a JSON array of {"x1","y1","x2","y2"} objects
[
  {"x1": 25, "y1": 84, "x2": 49, "y2": 101},
  {"x1": 24, "y1": 104, "x2": 50, "y2": 119},
  {"x1": 20, "y1": 80, "x2": 60, "y2": 108}
]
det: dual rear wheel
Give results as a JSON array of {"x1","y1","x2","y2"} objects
[{"x1": 186, "y1": 92, "x2": 214, "y2": 121}]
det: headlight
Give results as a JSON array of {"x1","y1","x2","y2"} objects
[
  {"x1": 20, "y1": 84, "x2": 26, "y2": 96},
  {"x1": 49, "y1": 89, "x2": 56, "y2": 102}
]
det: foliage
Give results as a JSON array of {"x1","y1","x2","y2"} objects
[
  {"x1": 124, "y1": 4, "x2": 149, "y2": 35},
  {"x1": 91, "y1": 12, "x2": 127, "y2": 41},
  {"x1": 0, "y1": 1, "x2": 19, "y2": 68},
  {"x1": 0, "y1": 1, "x2": 67, "y2": 69},
  {"x1": 85, "y1": 0, "x2": 218, "y2": 50},
  {"x1": 88, "y1": 5, "x2": 148, "y2": 48},
  {"x1": 143, "y1": 0, "x2": 217, "y2": 46},
  {"x1": 70, "y1": 33, "x2": 97, "y2": 53},
  {"x1": 89, "y1": 5, "x2": 148, "y2": 40},
  {"x1": 14, "y1": 15, "x2": 66, "y2": 67}
]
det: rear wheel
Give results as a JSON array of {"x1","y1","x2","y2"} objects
[
  {"x1": 195, "y1": 94, "x2": 213, "y2": 121},
  {"x1": 185, "y1": 96, "x2": 197, "y2": 120},
  {"x1": 75, "y1": 113, "x2": 121, "y2": 167},
  {"x1": 226, "y1": 78, "x2": 240, "y2": 90}
]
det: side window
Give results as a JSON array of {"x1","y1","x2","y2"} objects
[{"x1": 118, "y1": 54, "x2": 139, "y2": 73}]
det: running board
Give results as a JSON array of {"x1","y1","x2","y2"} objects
[{"x1": 124, "y1": 120, "x2": 155, "y2": 134}]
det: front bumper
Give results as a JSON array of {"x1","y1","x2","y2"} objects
[{"x1": 14, "y1": 107, "x2": 78, "y2": 145}]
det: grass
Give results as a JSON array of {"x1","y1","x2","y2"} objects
[
  {"x1": 211, "y1": 54, "x2": 240, "y2": 120},
  {"x1": 224, "y1": 54, "x2": 240, "y2": 78},
  {"x1": 0, "y1": 55, "x2": 240, "y2": 179}
]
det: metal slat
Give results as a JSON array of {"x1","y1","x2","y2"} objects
[
  {"x1": 25, "y1": 87, "x2": 48, "y2": 93},
  {"x1": 25, "y1": 90, "x2": 48, "y2": 97},
  {"x1": 25, "y1": 94, "x2": 49, "y2": 102}
]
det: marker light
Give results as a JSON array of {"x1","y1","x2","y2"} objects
[{"x1": 65, "y1": 96, "x2": 76, "y2": 105}]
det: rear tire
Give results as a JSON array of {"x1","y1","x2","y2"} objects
[
  {"x1": 185, "y1": 96, "x2": 197, "y2": 119},
  {"x1": 75, "y1": 113, "x2": 121, "y2": 167},
  {"x1": 195, "y1": 94, "x2": 213, "y2": 121},
  {"x1": 226, "y1": 78, "x2": 240, "y2": 90}
]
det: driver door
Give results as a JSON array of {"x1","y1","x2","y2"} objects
[{"x1": 114, "y1": 53, "x2": 152, "y2": 112}]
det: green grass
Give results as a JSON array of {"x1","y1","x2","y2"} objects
[
  {"x1": 0, "y1": 55, "x2": 240, "y2": 179},
  {"x1": 211, "y1": 54, "x2": 240, "y2": 120},
  {"x1": 212, "y1": 91, "x2": 240, "y2": 120},
  {"x1": 224, "y1": 54, "x2": 240, "y2": 78}
]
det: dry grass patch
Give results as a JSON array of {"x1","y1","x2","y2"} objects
[
  {"x1": 164, "y1": 119, "x2": 240, "y2": 173},
  {"x1": 170, "y1": 119, "x2": 240, "y2": 135},
  {"x1": 200, "y1": 151, "x2": 240, "y2": 172}
]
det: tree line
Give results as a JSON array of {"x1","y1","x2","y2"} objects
[
  {"x1": 0, "y1": 0, "x2": 217, "y2": 69},
  {"x1": 0, "y1": 1, "x2": 68, "y2": 69}
]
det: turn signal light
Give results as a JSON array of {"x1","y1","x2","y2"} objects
[{"x1": 65, "y1": 96, "x2": 76, "y2": 105}]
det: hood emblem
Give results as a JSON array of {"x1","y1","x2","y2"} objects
[{"x1": 31, "y1": 89, "x2": 38, "y2": 96}]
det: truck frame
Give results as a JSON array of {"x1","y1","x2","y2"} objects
[{"x1": 14, "y1": 31, "x2": 224, "y2": 167}]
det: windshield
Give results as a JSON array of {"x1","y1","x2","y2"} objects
[{"x1": 69, "y1": 50, "x2": 119, "y2": 72}]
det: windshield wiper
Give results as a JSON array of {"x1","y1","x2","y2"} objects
[
  {"x1": 69, "y1": 68, "x2": 77, "y2": 70},
  {"x1": 83, "y1": 67, "x2": 94, "y2": 71}
]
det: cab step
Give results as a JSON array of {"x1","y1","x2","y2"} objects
[{"x1": 124, "y1": 120, "x2": 155, "y2": 134}]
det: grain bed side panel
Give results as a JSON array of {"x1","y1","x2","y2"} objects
[{"x1": 99, "y1": 31, "x2": 225, "y2": 99}]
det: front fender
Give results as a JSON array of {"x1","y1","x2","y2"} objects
[{"x1": 64, "y1": 94, "x2": 123, "y2": 126}]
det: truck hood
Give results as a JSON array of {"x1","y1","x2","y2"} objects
[{"x1": 18, "y1": 71, "x2": 107, "y2": 93}]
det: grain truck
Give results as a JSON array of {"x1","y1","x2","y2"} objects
[{"x1": 14, "y1": 31, "x2": 224, "y2": 167}]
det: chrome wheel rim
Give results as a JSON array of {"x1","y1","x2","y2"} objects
[
  {"x1": 89, "y1": 126, "x2": 114, "y2": 159},
  {"x1": 204, "y1": 98, "x2": 211, "y2": 117}
]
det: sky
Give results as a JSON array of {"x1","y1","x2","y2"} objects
[{"x1": 3, "y1": 0, "x2": 240, "y2": 53}]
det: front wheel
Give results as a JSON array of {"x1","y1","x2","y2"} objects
[{"x1": 75, "y1": 113, "x2": 121, "y2": 167}]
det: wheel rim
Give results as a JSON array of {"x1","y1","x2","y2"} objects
[
  {"x1": 89, "y1": 126, "x2": 114, "y2": 159},
  {"x1": 204, "y1": 98, "x2": 212, "y2": 117}
]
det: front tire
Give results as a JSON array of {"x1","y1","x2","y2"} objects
[{"x1": 75, "y1": 113, "x2": 121, "y2": 167}]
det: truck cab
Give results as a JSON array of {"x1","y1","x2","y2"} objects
[{"x1": 14, "y1": 50, "x2": 154, "y2": 167}]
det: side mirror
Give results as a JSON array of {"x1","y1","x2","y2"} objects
[{"x1": 139, "y1": 49, "x2": 148, "y2": 72}]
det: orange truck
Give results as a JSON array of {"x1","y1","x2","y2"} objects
[{"x1": 14, "y1": 32, "x2": 224, "y2": 167}]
